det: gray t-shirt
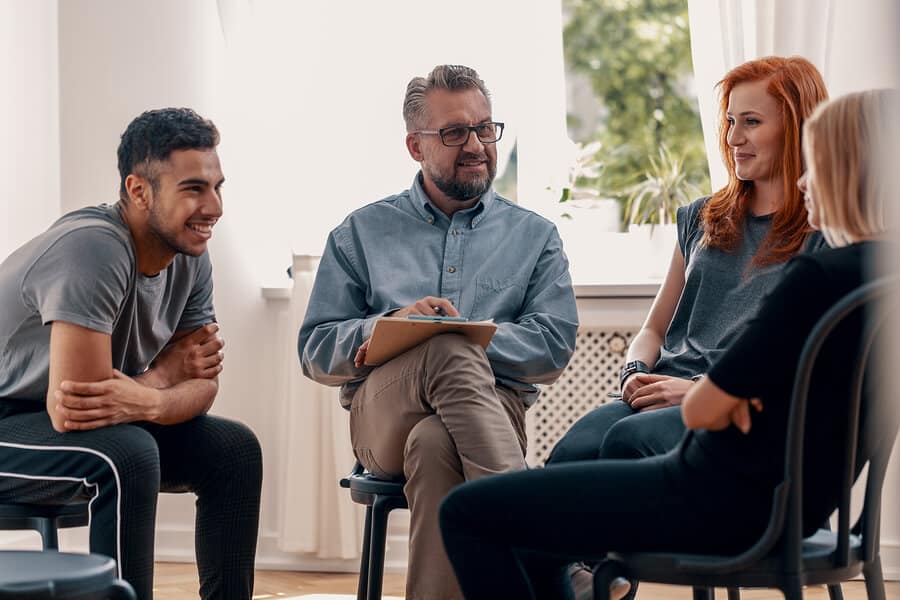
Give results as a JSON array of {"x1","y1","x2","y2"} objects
[
  {"x1": 654, "y1": 196, "x2": 825, "y2": 378},
  {"x1": 0, "y1": 204, "x2": 215, "y2": 404}
]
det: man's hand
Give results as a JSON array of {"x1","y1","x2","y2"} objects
[
  {"x1": 392, "y1": 296, "x2": 460, "y2": 319},
  {"x1": 55, "y1": 370, "x2": 162, "y2": 431},
  {"x1": 148, "y1": 323, "x2": 224, "y2": 387},
  {"x1": 354, "y1": 339, "x2": 371, "y2": 368},
  {"x1": 626, "y1": 373, "x2": 694, "y2": 412}
]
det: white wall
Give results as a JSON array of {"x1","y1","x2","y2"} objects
[{"x1": 0, "y1": 0, "x2": 59, "y2": 258}]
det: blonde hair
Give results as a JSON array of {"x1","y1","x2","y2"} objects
[{"x1": 803, "y1": 89, "x2": 897, "y2": 246}]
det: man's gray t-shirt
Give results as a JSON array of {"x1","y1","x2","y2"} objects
[
  {"x1": 0, "y1": 204, "x2": 215, "y2": 404},
  {"x1": 654, "y1": 196, "x2": 825, "y2": 379}
]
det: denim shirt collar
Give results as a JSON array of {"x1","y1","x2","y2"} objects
[{"x1": 408, "y1": 172, "x2": 493, "y2": 229}]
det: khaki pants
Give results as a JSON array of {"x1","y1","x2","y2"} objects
[{"x1": 350, "y1": 333, "x2": 527, "y2": 600}]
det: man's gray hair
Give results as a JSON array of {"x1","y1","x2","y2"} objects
[{"x1": 403, "y1": 65, "x2": 492, "y2": 131}]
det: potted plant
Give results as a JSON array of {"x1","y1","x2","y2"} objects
[
  {"x1": 622, "y1": 143, "x2": 701, "y2": 229},
  {"x1": 621, "y1": 143, "x2": 702, "y2": 277}
]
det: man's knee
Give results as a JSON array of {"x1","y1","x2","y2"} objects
[
  {"x1": 422, "y1": 334, "x2": 489, "y2": 370},
  {"x1": 197, "y1": 417, "x2": 263, "y2": 482},
  {"x1": 94, "y1": 425, "x2": 162, "y2": 498},
  {"x1": 404, "y1": 416, "x2": 462, "y2": 482}
]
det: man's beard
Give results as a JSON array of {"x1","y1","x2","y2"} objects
[
  {"x1": 428, "y1": 154, "x2": 496, "y2": 202},
  {"x1": 148, "y1": 207, "x2": 201, "y2": 257}
]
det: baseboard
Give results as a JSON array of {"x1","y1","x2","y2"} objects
[
  {"x1": 152, "y1": 526, "x2": 410, "y2": 574},
  {"x1": 881, "y1": 539, "x2": 900, "y2": 579}
]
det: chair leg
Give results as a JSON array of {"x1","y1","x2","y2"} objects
[
  {"x1": 728, "y1": 587, "x2": 742, "y2": 600},
  {"x1": 366, "y1": 496, "x2": 392, "y2": 600},
  {"x1": 826, "y1": 583, "x2": 844, "y2": 600},
  {"x1": 37, "y1": 519, "x2": 59, "y2": 550},
  {"x1": 863, "y1": 558, "x2": 886, "y2": 600},
  {"x1": 357, "y1": 506, "x2": 373, "y2": 600},
  {"x1": 692, "y1": 587, "x2": 714, "y2": 600},
  {"x1": 781, "y1": 575, "x2": 804, "y2": 600}
]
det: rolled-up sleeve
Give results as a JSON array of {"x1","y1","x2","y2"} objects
[
  {"x1": 486, "y1": 227, "x2": 578, "y2": 384},
  {"x1": 298, "y1": 230, "x2": 378, "y2": 386}
]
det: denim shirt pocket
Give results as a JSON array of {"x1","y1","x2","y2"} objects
[{"x1": 471, "y1": 277, "x2": 526, "y2": 322}]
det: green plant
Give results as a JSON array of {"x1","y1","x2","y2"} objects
[
  {"x1": 563, "y1": 0, "x2": 710, "y2": 197},
  {"x1": 622, "y1": 144, "x2": 700, "y2": 227},
  {"x1": 558, "y1": 141, "x2": 622, "y2": 210}
]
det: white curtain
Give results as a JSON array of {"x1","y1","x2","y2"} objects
[
  {"x1": 686, "y1": 0, "x2": 835, "y2": 190},
  {"x1": 277, "y1": 255, "x2": 363, "y2": 558}
]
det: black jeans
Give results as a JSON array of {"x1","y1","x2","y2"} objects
[
  {"x1": 547, "y1": 402, "x2": 686, "y2": 463},
  {"x1": 439, "y1": 447, "x2": 769, "y2": 600},
  {"x1": 0, "y1": 409, "x2": 262, "y2": 599}
]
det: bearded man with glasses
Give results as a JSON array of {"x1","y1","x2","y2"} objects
[{"x1": 299, "y1": 64, "x2": 578, "y2": 600}]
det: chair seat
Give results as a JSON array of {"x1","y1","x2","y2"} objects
[
  {"x1": 344, "y1": 473, "x2": 407, "y2": 506},
  {"x1": 0, "y1": 550, "x2": 119, "y2": 596},
  {"x1": 0, "y1": 501, "x2": 90, "y2": 528},
  {"x1": 610, "y1": 529, "x2": 864, "y2": 589}
]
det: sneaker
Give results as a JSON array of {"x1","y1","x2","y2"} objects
[
  {"x1": 568, "y1": 563, "x2": 594, "y2": 600},
  {"x1": 568, "y1": 563, "x2": 631, "y2": 600}
]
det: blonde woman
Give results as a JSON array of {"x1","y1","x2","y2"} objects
[{"x1": 439, "y1": 89, "x2": 895, "y2": 600}]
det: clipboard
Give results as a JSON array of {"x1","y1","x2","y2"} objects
[{"x1": 363, "y1": 316, "x2": 497, "y2": 366}]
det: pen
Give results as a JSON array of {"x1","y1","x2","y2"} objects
[{"x1": 434, "y1": 306, "x2": 446, "y2": 317}]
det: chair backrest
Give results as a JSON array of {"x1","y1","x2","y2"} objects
[
  {"x1": 780, "y1": 276, "x2": 899, "y2": 572},
  {"x1": 677, "y1": 276, "x2": 899, "y2": 574}
]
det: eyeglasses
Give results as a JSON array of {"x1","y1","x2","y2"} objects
[{"x1": 413, "y1": 122, "x2": 505, "y2": 147}]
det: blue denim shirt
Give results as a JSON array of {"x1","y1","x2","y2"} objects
[{"x1": 299, "y1": 174, "x2": 579, "y2": 407}]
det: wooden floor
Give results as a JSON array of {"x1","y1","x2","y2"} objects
[{"x1": 154, "y1": 562, "x2": 899, "y2": 598}]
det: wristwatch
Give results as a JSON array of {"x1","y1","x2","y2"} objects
[{"x1": 620, "y1": 360, "x2": 650, "y2": 388}]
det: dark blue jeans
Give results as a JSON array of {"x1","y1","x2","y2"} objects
[{"x1": 547, "y1": 401, "x2": 686, "y2": 463}]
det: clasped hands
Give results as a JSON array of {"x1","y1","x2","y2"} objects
[
  {"x1": 622, "y1": 373, "x2": 694, "y2": 412},
  {"x1": 55, "y1": 323, "x2": 224, "y2": 431},
  {"x1": 354, "y1": 296, "x2": 459, "y2": 367},
  {"x1": 624, "y1": 372, "x2": 762, "y2": 433}
]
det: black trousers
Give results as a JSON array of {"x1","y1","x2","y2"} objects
[
  {"x1": 439, "y1": 445, "x2": 771, "y2": 600},
  {"x1": 0, "y1": 409, "x2": 262, "y2": 599},
  {"x1": 547, "y1": 401, "x2": 686, "y2": 464}
]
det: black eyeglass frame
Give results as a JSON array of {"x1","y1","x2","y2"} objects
[{"x1": 412, "y1": 122, "x2": 505, "y2": 147}]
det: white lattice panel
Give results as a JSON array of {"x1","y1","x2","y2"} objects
[{"x1": 526, "y1": 327, "x2": 637, "y2": 466}]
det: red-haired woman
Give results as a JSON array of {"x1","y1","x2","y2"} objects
[{"x1": 549, "y1": 56, "x2": 829, "y2": 467}]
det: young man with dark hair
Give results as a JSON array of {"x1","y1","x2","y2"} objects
[{"x1": 0, "y1": 107, "x2": 262, "y2": 599}]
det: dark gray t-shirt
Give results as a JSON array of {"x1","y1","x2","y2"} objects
[
  {"x1": 0, "y1": 204, "x2": 215, "y2": 404},
  {"x1": 654, "y1": 196, "x2": 825, "y2": 379}
]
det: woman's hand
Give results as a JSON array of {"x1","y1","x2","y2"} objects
[
  {"x1": 625, "y1": 373, "x2": 694, "y2": 412},
  {"x1": 729, "y1": 398, "x2": 764, "y2": 433}
]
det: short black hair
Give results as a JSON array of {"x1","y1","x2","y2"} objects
[{"x1": 117, "y1": 107, "x2": 220, "y2": 201}]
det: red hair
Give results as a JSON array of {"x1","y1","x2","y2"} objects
[{"x1": 701, "y1": 56, "x2": 828, "y2": 265}]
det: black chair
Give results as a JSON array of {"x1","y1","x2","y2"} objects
[
  {"x1": 0, "y1": 501, "x2": 90, "y2": 550},
  {"x1": 592, "y1": 277, "x2": 899, "y2": 600},
  {"x1": 340, "y1": 460, "x2": 408, "y2": 600},
  {"x1": 0, "y1": 550, "x2": 135, "y2": 599}
]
